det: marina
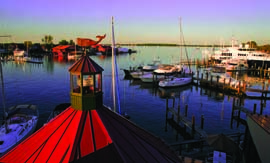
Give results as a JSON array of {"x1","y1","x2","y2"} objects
[{"x1": 1, "y1": 45, "x2": 270, "y2": 161}]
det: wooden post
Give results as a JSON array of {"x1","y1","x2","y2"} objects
[
  {"x1": 262, "y1": 82, "x2": 265, "y2": 99},
  {"x1": 260, "y1": 103, "x2": 263, "y2": 115},
  {"x1": 232, "y1": 98, "x2": 235, "y2": 110},
  {"x1": 177, "y1": 105, "x2": 180, "y2": 121},
  {"x1": 200, "y1": 114, "x2": 204, "y2": 129},
  {"x1": 231, "y1": 98, "x2": 236, "y2": 129},
  {"x1": 216, "y1": 76, "x2": 220, "y2": 87},
  {"x1": 238, "y1": 81, "x2": 241, "y2": 94},
  {"x1": 185, "y1": 105, "x2": 188, "y2": 117},
  {"x1": 253, "y1": 103, "x2": 257, "y2": 114},
  {"x1": 237, "y1": 106, "x2": 241, "y2": 127},
  {"x1": 243, "y1": 81, "x2": 246, "y2": 92},
  {"x1": 192, "y1": 115, "x2": 195, "y2": 133}
]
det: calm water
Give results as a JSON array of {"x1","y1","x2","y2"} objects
[{"x1": 0, "y1": 46, "x2": 269, "y2": 145}]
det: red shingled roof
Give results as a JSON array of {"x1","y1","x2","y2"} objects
[{"x1": 68, "y1": 55, "x2": 104, "y2": 74}]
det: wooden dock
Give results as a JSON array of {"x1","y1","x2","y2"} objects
[
  {"x1": 230, "y1": 98, "x2": 267, "y2": 128},
  {"x1": 192, "y1": 70, "x2": 270, "y2": 99},
  {"x1": 166, "y1": 98, "x2": 207, "y2": 139}
]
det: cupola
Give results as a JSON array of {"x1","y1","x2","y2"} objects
[{"x1": 68, "y1": 55, "x2": 104, "y2": 110}]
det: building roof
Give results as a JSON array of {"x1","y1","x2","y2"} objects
[
  {"x1": 0, "y1": 106, "x2": 182, "y2": 163},
  {"x1": 52, "y1": 45, "x2": 74, "y2": 51},
  {"x1": 68, "y1": 56, "x2": 104, "y2": 74}
]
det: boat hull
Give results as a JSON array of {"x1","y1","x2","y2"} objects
[
  {"x1": 159, "y1": 77, "x2": 192, "y2": 88},
  {"x1": 0, "y1": 104, "x2": 38, "y2": 155}
]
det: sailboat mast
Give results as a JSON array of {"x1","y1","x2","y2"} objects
[
  {"x1": 111, "y1": 17, "x2": 116, "y2": 112},
  {"x1": 179, "y1": 17, "x2": 182, "y2": 65},
  {"x1": 179, "y1": 18, "x2": 191, "y2": 71},
  {"x1": 111, "y1": 17, "x2": 122, "y2": 114}
]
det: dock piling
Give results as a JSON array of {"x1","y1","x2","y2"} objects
[
  {"x1": 200, "y1": 115, "x2": 204, "y2": 129},
  {"x1": 185, "y1": 105, "x2": 188, "y2": 117},
  {"x1": 253, "y1": 103, "x2": 257, "y2": 114}
]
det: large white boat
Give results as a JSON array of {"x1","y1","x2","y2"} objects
[
  {"x1": 0, "y1": 104, "x2": 39, "y2": 155},
  {"x1": 212, "y1": 41, "x2": 270, "y2": 68}
]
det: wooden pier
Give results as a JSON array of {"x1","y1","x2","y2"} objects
[
  {"x1": 192, "y1": 70, "x2": 270, "y2": 100},
  {"x1": 230, "y1": 98, "x2": 267, "y2": 128},
  {"x1": 165, "y1": 98, "x2": 207, "y2": 139}
]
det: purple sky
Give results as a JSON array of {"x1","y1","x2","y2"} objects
[{"x1": 1, "y1": 0, "x2": 269, "y2": 45}]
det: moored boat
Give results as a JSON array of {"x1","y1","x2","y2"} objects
[
  {"x1": 67, "y1": 51, "x2": 83, "y2": 60},
  {"x1": 225, "y1": 59, "x2": 249, "y2": 71},
  {"x1": 142, "y1": 57, "x2": 161, "y2": 71},
  {"x1": 158, "y1": 76, "x2": 192, "y2": 88},
  {"x1": 46, "y1": 103, "x2": 70, "y2": 123},
  {"x1": 13, "y1": 48, "x2": 27, "y2": 57},
  {"x1": 0, "y1": 104, "x2": 39, "y2": 155},
  {"x1": 212, "y1": 40, "x2": 270, "y2": 68},
  {"x1": 153, "y1": 64, "x2": 180, "y2": 75}
]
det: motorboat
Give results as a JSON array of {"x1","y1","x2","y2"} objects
[
  {"x1": 142, "y1": 57, "x2": 161, "y2": 71},
  {"x1": 130, "y1": 70, "x2": 152, "y2": 80},
  {"x1": 0, "y1": 104, "x2": 39, "y2": 155},
  {"x1": 122, "y1": 65, "x2": 143, "y2": 77},
  {"x1": 116, "y1": 47, "x2": 131, "y2": 53},
  {"x1": 140, "y1": 73, "x2": 168, "y2": 83},
  {"x1": 13, "y1": 48, "x2": 27, "y2": 57},
  {"x1": 158, "y1": 76, "x2": 192, "y2": 88},
  {"x1": 222, "y1": 59, "x2": 249, "y2": 71},
  {"x1": 153, "y1": 64, "x2": 180, "y2": 75},
  {"x1": 67, "y1": 51, "x2": 83, "y2": 60}
]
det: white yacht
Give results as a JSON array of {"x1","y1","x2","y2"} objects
[{"x1": 212, "y1": 41, "x2": 270, "y2": 68}]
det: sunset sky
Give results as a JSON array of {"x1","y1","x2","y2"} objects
[{"x1": 1, "y1": 0, "x2": 269, "y2": 45}]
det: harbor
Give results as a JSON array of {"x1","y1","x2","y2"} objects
[{"x1": 1, "y1": 45, "x2": 270, "y2": 162}]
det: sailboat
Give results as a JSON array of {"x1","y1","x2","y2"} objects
[
  {"x1": 158, "y1": 18, "x2": 192, "y2": 88},
  {"x1": 0, "y1": 61, "x2": 39, "y2": 155},
  {"x1": 111, "y1": 17, "x2": 129, "y2": 119}
]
